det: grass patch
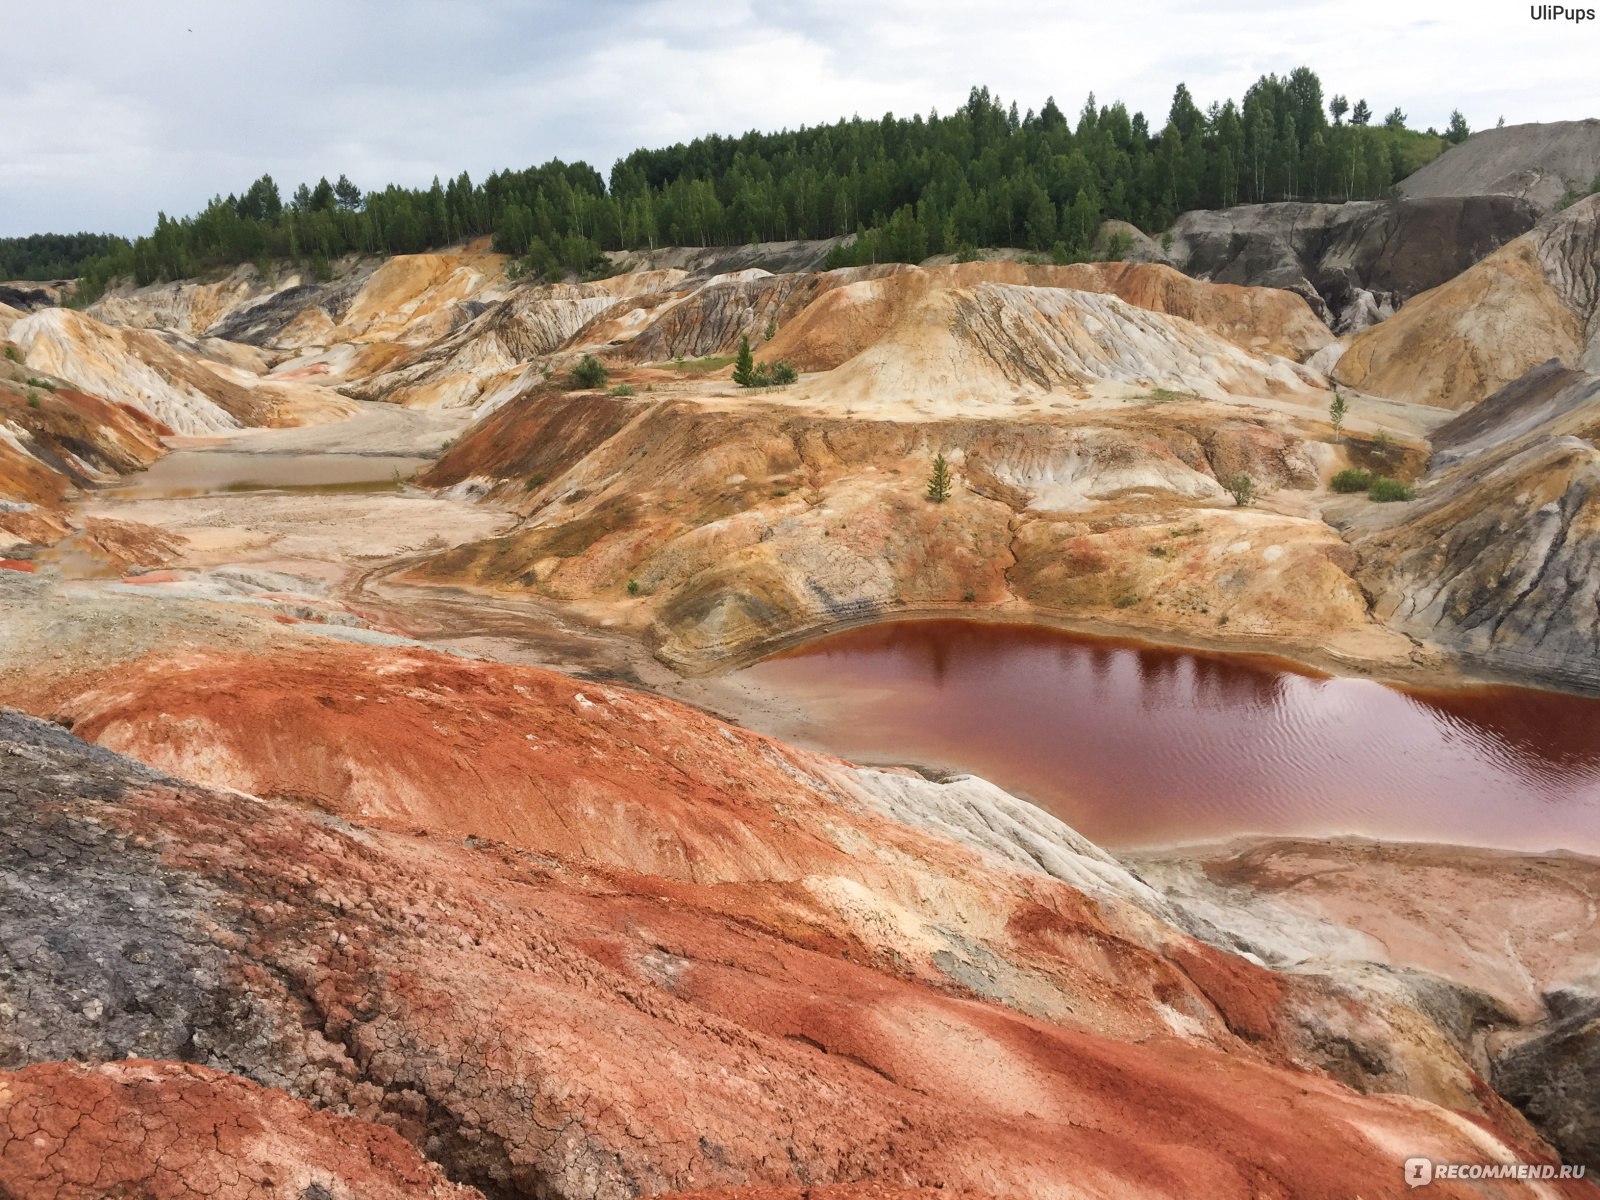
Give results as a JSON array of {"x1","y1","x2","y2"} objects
[
  {"x1": 1113, "y1": 593, "x2": 1139, "y2": 609},
  {"x1": 1141, "y1": 387, "x2": 1190, "y2": 404},
  {"x1": 1330, "y1": 468, "x2": 1373, "y2": 493},
  {"x1": 26, "y1": 377, "x2": 57, "y2": 391},
  {"x1": 661, "y1": 354, "x2": 737, "y2": 375},
  {"x1": 1367, "y1": 476, "x2": 1415, "y2": 503}
]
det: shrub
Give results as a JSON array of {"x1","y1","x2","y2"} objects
[
  {"x1": 608, "y1": 383, "x2": 636, "y2": 397},
  {"x1": 1223, "y1": 473, "x2": 1257, "y2": 506},
  {"x1": 26, "y1": 377, "x2": 56, "y2": 391},
  {"x1": 3, "y1": 346, "x2": 19, "y2": 363},
  {"x1": 1367, "y1": 476, "x2": 1415, "y2": 502},
  {"x1": 568, "y1": 355, "x2": 608, "y2": 389},
  {"x1": 1114, "y1": 593, "x2": 1139, "y2": 609},
  {"x1": 769, "y1": 360, "x2": 798, "y2": 386},
  {"x1": 626, "y1": 579, "x2": 641, "y2": 596},
  {"x1": 927, "y1": 453, "x2": 953, "y2": 502},
  {"x1": 1330, "y1": 468, "x2": 1373, "y2": 493},
  {"x1": 27, "y1": 389, "x2": 41, "y2": 409}
]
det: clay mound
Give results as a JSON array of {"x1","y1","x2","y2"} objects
[
  {"x1": 1166, "y1": 196, "x2": 1539, "y2": 333},
  {"x1": 333, "y1": 250, "x2": 511, "y2": 346},
  {"x1": 794, "y1": 282, "x2": 1318, "y2": 411},
  {"x1": 1401, "y1": 119, "x2": 1600, "y2": 214},
  {"x1": 0, "y1": 372, "x2": 168, "y2": 508},
  {"x1": 606, "y1": 238, "x2": 845, "y2": 278},
  {"x1": 350, "y1": 274, "x2": 683, "y2": 408},
  {"x1": 604, "y1": 269, "x2": 831, "y2": 364},
  {"x1": 417, "y1": 393, "x2": 1390, "y2": 674},
  {"x1": 1332, "y1": 193, "x2": 1600, "y2": 408},
  {"x1": 1349, "y1": 362, "x2": 1600, "y2": 690},
  {"x1": 0, "y1": 1060, "x2": 477, "y2": 1200},
  {"x1": 8, "y1": 307, "x2": 357, "y2": 434},
  {"x1": 92, "y1": 266, "x2": 303, "y2": 339},
  {"x1": 1, "y1": 706, "x2": 1576, "y2": 1200},
  {"x1": 764, "y1": 261, "x2": 1330, "y2": 373}
]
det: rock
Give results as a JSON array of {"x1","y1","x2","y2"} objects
[
  {"x1": 1400, "y1": 119, "x2": 1600, "y2": 214},
  {"x1": 1492, "y1": 991, "x2": 1600, "y2": 1169}
]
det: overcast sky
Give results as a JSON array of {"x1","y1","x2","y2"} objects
[{"x1": 4, "y1": 0, "x2": 1595, "y2": 238}]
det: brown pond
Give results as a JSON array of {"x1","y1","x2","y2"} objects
[
  {"x1": 735, "y1": 619, "x2": 1600, "y2": 854},
  {"x1": 105, "y1": 450, "x2": 428, "y2": 498}
]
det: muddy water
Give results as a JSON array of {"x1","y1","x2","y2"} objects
[
  {"x1": 106, "y1": 450, "x2": 429, "y2": 498},
  {"x1": 735, "y1": 619, "x2": 1600, "y2": 854}
]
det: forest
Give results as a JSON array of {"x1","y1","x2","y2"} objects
[
  {"x1": 0, "y1": 233, "x2": 132, "y2": 282},
  {"x1": 55, "y1": 68, "x2": 1463, "y2": 300}
]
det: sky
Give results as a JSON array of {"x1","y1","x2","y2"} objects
[{"x1": 3, "y1": 0, "x2": 1596, "y2": 238}]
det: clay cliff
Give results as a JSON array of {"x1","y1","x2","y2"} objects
[
  {"x1": 1331, "y1": 193, "x2": 1600, "y2": 409},
  {"x1": 1165, "y1": 195, "x2": 1538, "y2": 332},
  {"x1": 1348, "y1": 360, "x2": 1600, "y2": 691}
]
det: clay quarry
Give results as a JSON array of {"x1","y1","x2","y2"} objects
[{"x1": 4, "y1": 88, "x2": 1600, "y2": 1200}]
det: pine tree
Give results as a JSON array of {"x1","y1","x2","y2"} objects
[
  {"x1": 732, "y1": 335, "x2": 755, "y2": 387},
  {"x1": 927, "y1": 453, "x2": 953, "y2": 503}
]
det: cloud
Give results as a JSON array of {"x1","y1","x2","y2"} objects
[{"x1": 2, "y1": 0, "x2": 1595, "y2": 237}]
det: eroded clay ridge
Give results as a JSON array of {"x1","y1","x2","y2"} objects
[{"x1": 1, "y1": 696, "x2": 1589, "y2": 1199}]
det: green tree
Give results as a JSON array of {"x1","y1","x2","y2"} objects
[
  {"x1": 1446, "y1": 110, "x2": 1471, "y2": 144},
  {"x1": 1329, "y1": 388, "x2": 1348, "y2": 442},
  {"x1": 927, "y1": 453, "x2": 954, "y2": 503},
  {"x1": 333, "y1": 175, "x2": 363, "y2": 212},
  {"x1": 1224, "y1": 473, "x2": 1257, "y2": 506},
  {"x1": 1329, "y1": 94, "x2": 1349, "y2": 125},
  {"x1": 1350, "y1": 99, "x2": 1372, "y2": 126},
  {"x1": 732, "y1": 335, "x2": 756, "y2": 386}
]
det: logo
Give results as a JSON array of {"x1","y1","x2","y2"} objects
[
  {"x1": 1530, "y1": 4, "x2": 1597, "y2": 19},
  {"x1": 1403, "y1": 1157, "x2": 1587, "y2": 1186}
]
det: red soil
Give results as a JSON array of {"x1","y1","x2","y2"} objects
[
  {"x1": 85, "y1": 765, "x2": 1578, "y2": 1200},
  {"x1": 0, "y1": 1060, "x2": 475, "y2": 1199}
]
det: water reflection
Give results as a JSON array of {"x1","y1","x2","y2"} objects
[{"x1": 737, "y1": 620, "x2": 1600, "y2": 854}]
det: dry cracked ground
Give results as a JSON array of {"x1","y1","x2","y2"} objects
[{"x1": 3, "y1": 131, "x2": 1600, "y2": 1199}]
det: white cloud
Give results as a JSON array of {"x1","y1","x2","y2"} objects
[{"x1": 2, "y1": 0, "x2": 1595, "y2": 237}]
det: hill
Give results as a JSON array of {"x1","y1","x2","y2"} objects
[{"x1": 1400, "y1": 118, "x2": 1600, "y2": 213}]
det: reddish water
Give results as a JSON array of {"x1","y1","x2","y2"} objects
[{"x1": 737, "y1": 619, "x2": 1600, "y2": 854}]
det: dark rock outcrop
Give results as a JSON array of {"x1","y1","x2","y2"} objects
[
  {"x1": 1166, "y1": 196, "x2": 1538, "y2": 332},
  {"x1": 1492, "y1": 990, "x2": 1600, "y2": 1170}
]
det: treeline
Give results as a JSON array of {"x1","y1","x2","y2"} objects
[
  {"x1": 71, "y1": 67, "x2": 1461, "y2": 298},
  {"x1": 0, "y1": 233, "x2": 131, "y2": 282}
]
